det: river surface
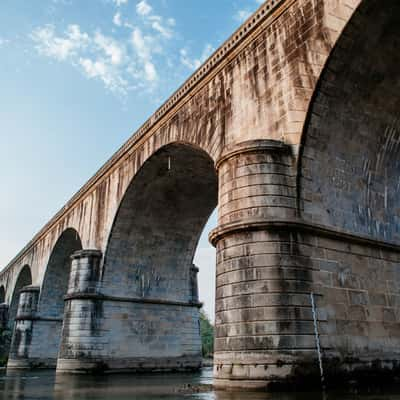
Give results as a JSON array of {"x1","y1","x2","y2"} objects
[{"x1": 1, "y1": 367, "x2": 400, "y2": 400}]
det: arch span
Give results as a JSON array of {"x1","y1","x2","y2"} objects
[
  {"x1": 299, "y1": 0, "x2": 400, "y2": 242},
  {"x1": 39, "y1": 228, "x2": 82, "y2": 318},
  {"x1": 58, "y1": 143, "x2": 218, "y2": 372},
  {"x1": 7, "y1": 229, "x2": 82, "y2": 369},
  {"x1": 8, "y1": 265, "x2": 32, "y2": 328},
  {"x1": 103, "y1": 142, "x2": 218, "y2": 301},
  {"x1": 296, "y1": 0, "x2": 400, "y2": 379}
]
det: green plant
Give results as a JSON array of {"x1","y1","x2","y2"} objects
[
  {"x1": 199, "y1": 309, "x2": 214, "y2": 358},
  {"x1": 0, "y1": 328, "x2": 11, "y2": 366}
]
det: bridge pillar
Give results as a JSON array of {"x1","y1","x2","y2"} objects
[
  {"x1": 56, "y1": 249, "x2": 104, "y2": 372},
  {"x1": 57, "y1": 249, "x2": 203, "y2": 373},
  {"x1": 190, "y1": 264, "x2": 199, "y2": 303},
  {"x1": 210, "y1": 140, "x2": 319, "y2": 390},
  {"x1": 7, "y1": 286, "x2": 40, "y2": 368}
]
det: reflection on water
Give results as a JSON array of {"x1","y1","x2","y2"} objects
[{"x1": 1, "y1": 368, "x2": 400, "y2": 400}]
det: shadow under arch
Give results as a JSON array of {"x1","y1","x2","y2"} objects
[
  {"x1": 8, "y1": 265, "x2": 32, "y2": 328},
  {"x1": 0, "y1": 285, "x2": 5, "y2": 303},
  {"x1": 7, "y1": 230, "x2": 82, "y2": 369},
  {"x1": 293, "y1": 0, "x2": 400, "y2": 380},
  {"x1": 87, "y1": 142, "x2": 219, "y2": 370},
  {"x1": 39, "y1": 228, "x2": 82, "y2": 318},
  {"x1": 102, "y1": 142, "x2": 218, "y2": 301},
  {"x1": 297, "y1": 0, "x2": 400, "y2": 243}
]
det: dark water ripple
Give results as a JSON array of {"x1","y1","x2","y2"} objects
[{"x1": 1, "y1": 368, "x2": 400, "y2": 400}]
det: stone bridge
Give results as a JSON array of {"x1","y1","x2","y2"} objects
[{"x1": 1, "y1": 0, "x2": 400, "y2": 390}]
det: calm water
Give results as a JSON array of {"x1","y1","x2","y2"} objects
[{"x1": 1, "y1": 367, "x2": 400, "y2": 400}]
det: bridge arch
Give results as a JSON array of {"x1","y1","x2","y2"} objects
[
  {"x1": 39, "y1": 228, "x2": 82, "y2": 318},
  {"x1": 298, "y1": 0, "x2": 400, "y2": 242},
  {"x1": 295, "y1": 0, "x2": 400, "y2": 378},
  {"x1": 103, "y1": 142, "x2": 218, "y2": 300},
  {"x1": 8, "y1": 265, "x2": 32, "y2": 328}
]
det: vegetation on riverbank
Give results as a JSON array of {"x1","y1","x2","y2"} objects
[
  {"x1": 200, "y1": 309, "x2": 214, "y2": 358},
  {"x1": 0, "y1": 328, "x2": 11, "y2": 366}
]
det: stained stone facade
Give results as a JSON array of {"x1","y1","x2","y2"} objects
[{"x1": 1, "y1": 0, "x2": 400, "y2": 390}]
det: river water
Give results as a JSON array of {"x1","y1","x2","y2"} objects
[{"x1": 1, "y1": 367, "x2": 400, "y2": 400}]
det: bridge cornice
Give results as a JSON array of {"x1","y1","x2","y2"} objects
[{"x1": 2, "y1": 0, "x2": 292, "y2": 273}]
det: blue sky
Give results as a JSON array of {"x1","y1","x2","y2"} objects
[{"x1": 0, "y1": 0, "x2": 263, "y2": 320}]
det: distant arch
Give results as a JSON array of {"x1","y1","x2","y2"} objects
[
  {"x1": 39, "y1": 228, "x2": 82, "y2": 318},
  {"x1": 9, "y1": 265, "x2": 32, "y2": 328}
]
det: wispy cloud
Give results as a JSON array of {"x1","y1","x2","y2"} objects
[
  {"x1": 0, "y1": 38, "x2": 10, "y2": 47},
  {"x1": 112, "y1": 0, "x2": 128, "y2": 6},
  {"x1": 136, "y1": 0, "x2": 175, "y2": 39},
  {"x1": 31, "y1": 24, "x2": 89, "y2": 61},
  {"x1": 136, "y1": 0, "x2": 152, "y2": 16},
  {"x1": 235, "y1": 0, "x2": 264, "y2": 22},
  {"x1": 31, "y1": 24, "x2": 130, "y2": 94},
  {"x1": 30, "y1": 1, "x2": 178, "y2": 95},
  {"x1": 234, "y1": 9, "x2": 252, "y2": 22},
  {"x1": 128, "y1": 0, "x2": 176, "y2": 82},
  {"x1": 94, "y1": 32, "x2": 124, "y2": 65},
  {"x1": 180, "y1": 43, "x2": 214, "y2": 71},
  {"x1": 131, "y1": 27, "x2": 158, "y2": 82},
  {"x1": 30, "y1": 0, "x2": 246, "y2": 98},
  {"x1": 113, "y1": 12, "x2": 122, "y2": 26}
]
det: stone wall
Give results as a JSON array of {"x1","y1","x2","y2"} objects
[
  {"x1": 296, "y1": 0, "x2": 400, "y2": 383},
  {"x1": 309, "y1": 232, "x2": 400, "y2": 378},
  {"x1": 4, "y1": 0, "x2": 400, "y2": 391},
  {"x1": 58, "y1": 299, "x2": 202, "y2": 372},
  {"x1": 56, "y1": 250, "x2": 202, "y2": 372},
  {"x1": 299, "y1": 0, "x2": 400, "y2": 242},
  {"x1": 0, "y1": 0, "x2": 359, "y2": 301}
]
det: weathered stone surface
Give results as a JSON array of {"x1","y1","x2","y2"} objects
[{"x1": 1, "y1": 0, "x2": 400, "y2": 391}]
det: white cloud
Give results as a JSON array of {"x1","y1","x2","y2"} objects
[
  {"x1": 180, "y1": 43, "x2": 214, "y2": 71},
  {"x1": 31, "y1": 1, "x2": 176, "y2": 94},
  {"x1": 112, "y1": 0, "x2": 128, "y2": 6},
  {"x1": 235, "y1": 9, "x2": 252, "y2": 22},
  {"x1": 136, "y1": 1, "x2": 174, "y2": 39},
  {"x1": 131, "y1": 27, "x2": 158, "y2": 82},
  {"x1": 149, "y1": 15, "x2": 172, "y2": 39},
  {"x1": 0, "y1": 38, "x2": 10, "y2": 47},
  {"x1": 144, "y1": 61, "x2": 157, "y2": 82},
  {"x1": 31, "y1": 24, "x2": 89, "y2": 61},
  {"x1": 31, "y1": 24, "x2": 130, "y2": 94},
  {"x1": 113, "y1": 12, "x2": 122, "y2": 26},
  {"x1": 94, "y1": 32, "x2": 124, "y2": 65},
  {"x1": 129, "y1": 0, "x2": 178, "y2": 82},
  {"x1": 131, "y1": 27, "x2": 149, "y2": 61},
  {"x1": 235, "y1": 1, "x2": 263, "y2": 23},
  {"x1": 79, "y1": 57, "x2": 127, "y2": 92},
  {"x1": 136, "y1": 0, "x2": 152, "y2": 16}
]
